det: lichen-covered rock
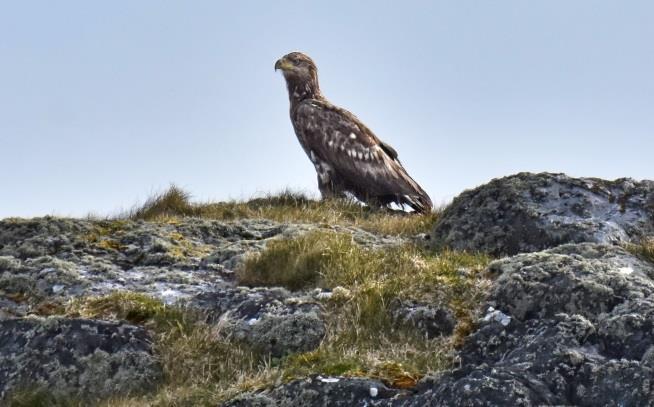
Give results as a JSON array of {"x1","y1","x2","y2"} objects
[
  {"x1": 430, "y1": 172, "x2": 654, "y2": 255},
  {"x1": 223, "y1": 375, "x2": 401, "y2": 406},
  {"x1": 0, "y1": 217, "x2": 401, "y2": 317},
  {"x1": 0, "y1": 317, "x2": 162, "y2": 402},
  {"x1": 389, "y1": 299, "x2": 456, "y2": 338},
  {"x1": 191, "y1": 287, "x2": 325, "y2": 357},
  {"x1": 397, "y1": 243, "x2": 654, "y2": 406}
]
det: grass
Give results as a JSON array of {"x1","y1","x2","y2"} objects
[
  {"x1": 238, "y1": 231, "x2": 491, "y2": 388},
  {"x1": 63, "y1": 292, "x2": 276, "y2": 406},
  {"x1": 125, "y1": 185, "x2": 439, "y2": 236},
  {"x1": 8, "y1": 189, "x2": 492, "y2": 405},
  {"x1": 15, "y1": 230, "x2": 490, "y2": 406},
  {"x1": 6, "y1": 387, "x2": 85, "y2": 407},
  {"x1": 625, "y1": 238, "x2": 654, "y2": 265}
]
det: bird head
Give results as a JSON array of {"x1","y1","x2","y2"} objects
[{"x1": 275, "y1": 52, "x2": 318, "y2": 83}]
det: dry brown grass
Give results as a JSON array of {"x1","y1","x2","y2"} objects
[
  {"x1": 626, "y1": 238, "x2": 654, "y2": 264},
  {"x1": 126, "y1": 185, "x2": 439, "y2": 236},
  {"x1": 65, "y1": 292, "x2": 279, "y2": 406}
]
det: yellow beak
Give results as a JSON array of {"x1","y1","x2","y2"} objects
[{"x1": 274, "y1": 58, "x2": 293, "y2": 72}]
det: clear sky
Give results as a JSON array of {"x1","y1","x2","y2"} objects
[{"x1": 1, "y1": 1, "x2": 652, "y2": 218}]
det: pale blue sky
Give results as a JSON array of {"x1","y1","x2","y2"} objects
[{"x1": 1, "y1": 1, "x2": 652, "y2": 218}]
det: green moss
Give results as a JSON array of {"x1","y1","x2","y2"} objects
[
  {"x1": 166, "y1": 232, "x2": 212, "y2": 260},
  {"x1": 83, "y1": 220, "x2": 130, "y2": 252},
  {"x1": 67, "y1": 292, "x2": 176, "y2": 325}
]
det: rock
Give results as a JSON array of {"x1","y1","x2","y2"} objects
[
  {"x1": 191, "y1": 287, "x2": 326, "y2": 357},
  {"x1": 397, "y1": 243, "x2": 654, "y2": 406},
  {"x1": 390, "y1": 299, "x2": 456, "y2": 338},
  {"x1": 430, "y1": 172, "x2": 654, "y2": 255},
  {"x1": 223, "y1": 375, "x2": 401, "y2": 406},
  {"x1": 0, "y1": 317, "x2": 162, "y2": 402},
  {"x1": 0, "y1": 217, "x2": 402, "y2": 317}
]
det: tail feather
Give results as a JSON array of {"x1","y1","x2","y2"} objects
[{"x1": 402, "y1": 192, "x2": 433, "y2": 214}]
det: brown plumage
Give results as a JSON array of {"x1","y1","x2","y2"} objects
[{"x1": 274, "y1": 51, "x2": 433, "y2": 214}]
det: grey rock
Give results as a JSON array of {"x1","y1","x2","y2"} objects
[
  {"x1": 191, "y1": 287, "x2": 325, "y2": 357},
  {"x1": 390, "y1": 299, "x2": 456, "y2": 338},
  {"x1": 0, "y1": 317, "x2": 162, "y2": 402},
  {"x1": 396, "y1": 243, "x2": 654, "y2": 406},
  {"x1": 223, "y1": 375, "x2": 401, "y2": 406},
  {"x1": 0, "y1": 217, "x2": 399, "y2": 317},
  {"x1": 430, "y1": 172, "x2": 654, "y2": 255}
]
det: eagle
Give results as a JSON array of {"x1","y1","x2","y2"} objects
[{"x1": 275, "y1": 51, "x2": 433, "y2": 214}]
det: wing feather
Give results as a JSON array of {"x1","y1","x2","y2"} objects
[{"x1": 292, "y1": 100, "x2": 432, "y2": 212}]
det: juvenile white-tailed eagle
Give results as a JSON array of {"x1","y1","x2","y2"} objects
[{"x1": 275, "y1": 52, "x2": 433, "y2": 214}]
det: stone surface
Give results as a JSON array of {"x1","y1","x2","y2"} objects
[
  {"x1": 225, "y1": 243, "x2": 654, "y2": 406},
  {"x1": 389, "y1": 299, "x2": 456, "y2": 339},
  {"x1": 191, "y1": 286, "x2": 326, "y2": 357},
  {"x1": 223, "y1": 375, "x2": 401, "y2": 406},
  {"x1": 398, "y1": 243, "x2": 654, "y2": 406},
  {"x1": 430, "y1": 172, "x2": 654, "y2": 255},
  {"x1": 0, "y1": 317, "x2": 161, "y2": 402},
  {"x1": 0, "y1": 216, "x2": 395, "y2": 397},
  {"x1": 5, "y1": 175, "x2": 654, "y2": 405},
  {"x1": 0, "y1": 217, "x2": 402, "y2": 317}
]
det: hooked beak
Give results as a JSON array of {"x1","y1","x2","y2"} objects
[{"x1": 274, "y1": 58, "x2": 292, "y2": 72}]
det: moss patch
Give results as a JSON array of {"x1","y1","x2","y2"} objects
[{"x1": 6, "y1": 386, "x2": 84, "y2": 407}]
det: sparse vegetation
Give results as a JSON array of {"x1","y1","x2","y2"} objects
[
  {"x1": 6, "y1": 189, "x2": 494, "y2": 405},
  {"x1": 7, "y1": 386, "x2": 84, "y2": 407},
  {"x1": 238, "y1": 231, "x2": 491, "y2": 390},
  {"x1": 126, "y1": 185, "x2": 439, "y2": 236},
  {"x1": 626, "y1": 238, "x2": 654, "y2": 264},
  {"x1": 41, "y1": 230, "x2": 490, "y2": 406},
  {"x1": 66, "y1": 292, "x2": 276, "y2": 406}
]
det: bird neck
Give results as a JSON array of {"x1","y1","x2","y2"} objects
[{"x1": 286, "y1": 77, "x2": 322, "y2": 105}]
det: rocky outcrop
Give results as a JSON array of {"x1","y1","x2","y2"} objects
[
  {"x1": 400, "y1": 243, "x2": 654, "y2": 406},
  {"x1": 233, "y1": 243, "x2": 654, "y2": 406},
  {"x1": 224, "y1": 173, "x2": 654, "y2": 406},
  {"x1": 0, "y1": 217, "x2": 400, "y2": 316},
  {"x1": 0, "y1": 317, "x2": 161, "y2": 402},
  {"x1": 430, "y1": 172, "x2": 654, "y2": 255},
  {"x1": 0, "y1": 217, "x2": 399, "y2": 400},
  {"x1": 3, "y1": 173, "x2": 654, "y2": 405}
]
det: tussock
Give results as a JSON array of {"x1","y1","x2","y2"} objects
[{"x1": 127, "y1": 185, "x2": 439, "y2": 236}]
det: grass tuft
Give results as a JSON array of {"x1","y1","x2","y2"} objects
[
  {"x1": 126, "y1": 186, "x2": 439, "y2": 236},
  {"x1": 128, "y1": 185, "x2": 196, "y2": 220},
  {"x1": 626, "y1": 238, "x2": 654, "y2": 264}
]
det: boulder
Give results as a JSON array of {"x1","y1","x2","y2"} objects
[
  {"x1": 0, "y1": 317, "x2": 162, "y2": 402},
  {"x1": 400, "y1": 243, "x2": 654, "y2": 406},
  {"x1": 191, "y1": 287, "x2": 326, "y2": 357},
  {"x1": 389, "y1": 299, "x2": 456, "y2": 339},
  {"x1": 430, "y1": 172, "x2": 654, "y2": 255}
]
